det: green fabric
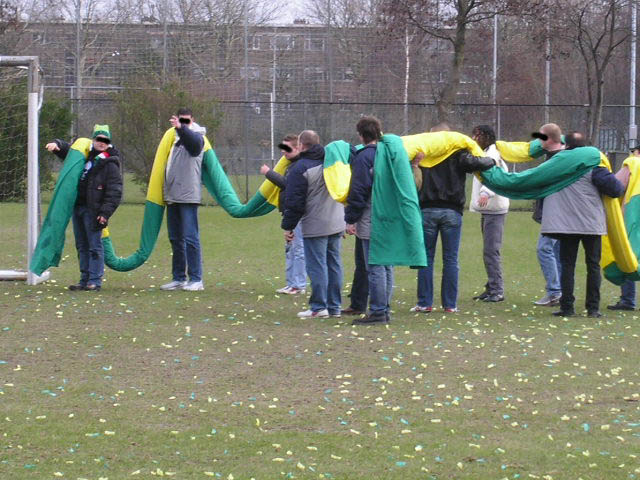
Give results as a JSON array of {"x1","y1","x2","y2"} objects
[
  {"x1": 480, "y1": 146, "x2": 601, "y2": 200},
  {"x1": 369, "y1": 134, "x2": 427, "y2": 267},
  {"x1": 324, "y1": 140, "x2": 351, "y2": 168},
  {"x1": 92, "y1": 124, "x2": 111, "y2": 139},
  {"x1": 103, "y1": 201, "x2": 165, "y2": 271},
  {"x1": 528, "y1": 135, "x2": 565, "y2": 158},
  {"x1": 619, "y1": 195, "x2": 640, "y2": 282},
  {"x1": 201, "y1": 149, "x2": 275, "y2": 218},
  {"x1": 29, "y1": 148, "x2": 85, "y2": 275}
]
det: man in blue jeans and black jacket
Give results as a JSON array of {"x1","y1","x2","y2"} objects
[{"x1": 411, "y1": 125, "x2": 495, "y2": 313}]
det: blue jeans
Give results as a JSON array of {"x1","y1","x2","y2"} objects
[
  {"x1": 285, "y1": 223, "x2": 306, "y2": 289},
  {"x1": 361, "y1": 238, "x2": 393, "y2": 315},
  {"x1": 620, "y1": 279, "x2": 636, "y2": 308},
  {"x1": 167, "y1": 203, "x2": 202, "y2": 282},
  {"x1": 72, "y1": 204, "x2": 104, "y2": 286},
  {"x1": 537, "y1": 233, "x2": 561, "y2": 296},
  {"x1": 416, "y1": 208, "x2": 462, "y2": 309},
  {"x1": 304, "y1": 233, "x2": 343, "y2": 314}
]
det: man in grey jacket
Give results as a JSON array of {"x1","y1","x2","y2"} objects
[
  {"x1": 541, "y1": 132, "x2": 624, "y2": 317},
  {"x1": 160, "y1": 108, "x2": 206, "y2": 292},
  {"x1": 281, "y1": 130, "x2": 345, "y2": 318}
]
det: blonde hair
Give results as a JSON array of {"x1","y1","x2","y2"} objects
[{"x1": 540, "y1": 123, "x2": 562, "y2": 143}]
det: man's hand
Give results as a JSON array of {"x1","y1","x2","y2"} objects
[
  {"x1": 345, "y1": 224, "x2": 357, "y2": 235},
  {"x1": 260, "y1": 164, "x2": 270, "y2": 175},
  {"x1": 411, "y1": 151, "x2": 425, "y2": 167},
  {"x1": 97, "y1": 215, "x2": 107, "y2": 226},
  {"x1": 169, "y1": 116, "x2": 181, "y2": 129},
  {"x1": 478, "y1": 193, "x2": 489, "y2": 208},
  {"x1": 45, "y1": 142, "x2": 59, "y2": 152},
  {"x1": 284, "y1": 230, "x2": 294, "y2": 242}
]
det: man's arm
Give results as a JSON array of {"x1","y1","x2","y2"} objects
[
  {"x1": 265, "y1": 169, "x2": 286, "y2": 189},
  {"x1": 176, "y1": 126, "x2": 204, "y2": 157},
  {"x1": 45, "y1": 139, "x2": 71, "y2": 160},
  {"x1": 281, "y1": 165, "x2": 308, "y2": 231},
  {"x1": 592, "y1": 166, "x2": 625, "y2": 198},
  {"x1": 459, "y1": 151, "x2": 495, "y2": 173}
]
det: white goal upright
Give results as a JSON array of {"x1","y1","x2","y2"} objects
[{"x1": 0, "y1": 56, "x2": 49, "y2": 285}]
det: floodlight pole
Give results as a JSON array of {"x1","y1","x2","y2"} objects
[
  {"x1": 0, "y1": 56, "x2": 46, "y2": 285},
  {"x1": 630, "y1": 0, "x2": 637, "y2": 149}
]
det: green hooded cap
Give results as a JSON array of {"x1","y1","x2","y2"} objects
[{"x1": 92, "y1": 124, "x2": 111, "y2": 140}]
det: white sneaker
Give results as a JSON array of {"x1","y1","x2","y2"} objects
[
  {"x1": 182, "y1": 280, "x2": 204, "y2": 291},
  {"x1": 160, "y1": 280, "x2": 187, "y2": 290},
  {"x1": 297, "y1": 309, "x2": 329, "y2": 318},
  {"x1": 285, "y1": 287, "x2": 306, "y2": 295},
  {"x1": 276, "y1": 286, "x2": 292, "y2": 294}
]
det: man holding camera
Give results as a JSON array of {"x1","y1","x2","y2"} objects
[{"x1": 160, "y1": 108, "x2": 207, "y2": 292}]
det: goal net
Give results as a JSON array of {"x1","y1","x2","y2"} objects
[{"x1": 0, "y1": 56, "x2": 49, "y2": 285}]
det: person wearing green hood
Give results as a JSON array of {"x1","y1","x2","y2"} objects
[{"x1": 45, "y1": 124, "x2": 123, "y2": 291}]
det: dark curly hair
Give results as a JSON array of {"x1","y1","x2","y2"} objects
[{"x1": 472, "y1": 125, "x2": 496, "y2": 147}]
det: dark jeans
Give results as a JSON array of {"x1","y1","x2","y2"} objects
[
  {"x1": 417, "y1": 207, "x2": 462, "y2": 309},
  {"x1": 167, "y1": 203, "x2": 202, "y2": 282},
  {"x1": 72, "y1": 204, "x2": 104, "y2": 286},
  {"x1": 347, "y1": 236, "x2": 369, "y2": 310},
  {"x1": 557, "y1": 234, "x2": 601, "y2": 313}
]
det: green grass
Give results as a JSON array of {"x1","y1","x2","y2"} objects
[{"x1": 1, "y1": 203, "x2": 639, "y2": 479}]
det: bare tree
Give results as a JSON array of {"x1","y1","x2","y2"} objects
[
  {"x1": 382, "y1": 0, "x2": 543, "y2": 123},
  {"x1": 549, "y1": 0, "x2": 630, "y2": 144}
]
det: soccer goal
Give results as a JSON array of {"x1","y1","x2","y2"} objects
[{"x1": 0, "y1": 56, "x2": 49, "y2": 285}]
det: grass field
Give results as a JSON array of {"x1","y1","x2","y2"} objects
[{"x1": 1, "y1": 202, "x2": 639, "y2": 479}]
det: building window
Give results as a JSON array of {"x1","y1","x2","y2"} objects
[
  {"x1": 270, "y1": 35, "x2": 293, "y2": 50},
  {"x1": 304, "y1": 37, "x2": 324, "y2": 51},
  {"x1": 249, "y1": 35, "x2": 261, "y2": 50},
  {"x1": 240, "y1": 66, "x2": 260, "y2": 80},
  {"x1": 303, "y1": 67, "x2": 325, "y2": 82}
]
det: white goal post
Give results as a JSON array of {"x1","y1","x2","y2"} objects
[{"x1": 0, "y1": 56, "x2": 49, "y2": 285}]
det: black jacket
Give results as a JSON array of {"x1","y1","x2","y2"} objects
[
  {"x1": 53, "y1": 139, "x2": 123, "y2": 226},
  {"x1": 265, "y1": 154, "x2": 300, "y2": 213},
  {"x1": 344, "y1": 144, "x2": 376, "y2": 225},
  {"x1": 418, "y1": 150, "x2": 495, "y2": 213}
]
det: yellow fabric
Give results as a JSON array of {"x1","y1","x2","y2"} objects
[
  {"x1": 601, "y1": 152, "x2": 638, "y2": 274},
  {"x1": 71, "y1": 138, "x2": 92, "y2": 157},
  {"x1": 324, "y1": 161, "x2": 352, "y2": 204},
  {"x1": 622, "y1": 155, "x2": 640, "y2": 204},
  {"x1": 401, "y1": 131, "x2": 485, "y2": 167},
  {"x1": 495, "y1": 141, "x2": 534, "y2": 163},
  {"x1": 258, "y1": 155, "x2": 292, "y2": 207}
]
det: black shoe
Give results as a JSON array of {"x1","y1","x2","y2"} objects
[
  {"x1": 607, "y1": 302, "x2": 634, "y2": 311},
  {"x1": 482, "y1": 294, "x2": 504, "y2": 303},
  {"x1": 473, "y1": 291, "x2": 489, "y2": 300},
  {"x1": 352, "y1": 313, "x2": 388, "y2": 325},
  {"x1": 68, "y1": 283, "x2": 86, "y2": 291},
  {"x1": 552, "y1": 309, "x2": 575, "y2": 317},
  {"x1": 341, "y1": 306, "x2": 365, "y2": 316},
  {"x1": 587, "y1": 310, "x2": 603, "y2": 318},
  {"x1": 83, "y1": 284, "x2": 101, "y2": 291}
]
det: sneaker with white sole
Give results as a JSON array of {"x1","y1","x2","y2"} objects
[
  {"x1": 286, "y1": 287, "x2": 306, "y2": 295},
  {"x1": 297, "y1": 309, "x2": 329, "y2": 318},
  {"x1": 182, "y1": 280, "x2": 204, "y2": 291},
  {"x1": 409, "y1": 305, "x2": 432, "y2": 313},
  {"x1": 276, "y1": 286, "x2": 293, "y2": 294},
  {"x1": 534, "y1": 293, "x2": 561, "y2": 306},
  {"x1": 160, "y1": 280, "x2": 187, "y2": 291}
]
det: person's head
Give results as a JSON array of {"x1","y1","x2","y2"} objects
[
  {"x1": 564, "y1": 131, "x2": 587, "y2": 150},
  {"x1": 630, "y1": 145, "x2": 640, "y2": 156},
  {"x1": 177, "y1": 107, "x2": 194, "y2": 127},
  {"x1": 279, "y1": 134, "x2": 301, "y2": 160},
  {"x1": 356, "y1": 115, "x2": 382, "y2": 144},
  {"x1": 430, "y1": 122, "x2": 451, "y2": 133},
  {"x1": 538, "y1": 123, "x2": 563, "y2": 150},
  {"x1": 471, "y1": 124, "x2": 496, "y2": 150},
  {"x1": 92, "y1": 124, "x2": 111, "y2": 152},
  {"x1": 298, "y1": 130, "x2": 320, "y2": 151}
]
